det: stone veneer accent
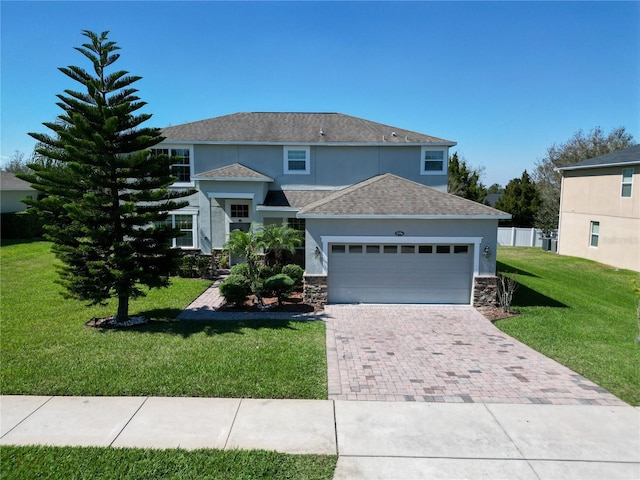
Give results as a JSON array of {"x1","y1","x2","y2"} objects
[
  {"x1": 473, "y1": 276, "x2": 499, "y2": 307},
  {"x1": 304, "y1": 274, "x2": 328, "y2": 305}
]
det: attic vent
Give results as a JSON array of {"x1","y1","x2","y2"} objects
[
  {"x1": 320, "y1": 128, "x2": 324, "y2": 136},
  {"x1": 391, "y1": 132, "x2": 397, "y2": 137},
  {"x1": 405, "y1": 136, "x2": 409, "y2": 142}
]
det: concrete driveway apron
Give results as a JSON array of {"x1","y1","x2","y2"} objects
[{"x1": 324, "y1": 304, "x2": 625, "y2": 405}]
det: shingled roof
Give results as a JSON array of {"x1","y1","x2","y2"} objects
[
  {"x1": 162, "y1": 112, "x2": 455, "y2": 145},
  {"x1": 298, "y1": 174, "x2": 511, "y2": 219},
  {"x1": 558, "y1": 144, "x2": 640, "y2": 171},
  {"x1": 0, "y1": 171, "x2": 35, "y2": 191},
  {"x1": 262, "y1": 189, "x2": 340, "y2": 209},
  {"x1": 194, "y1": 163, "x2": 273, "y2": 181}
]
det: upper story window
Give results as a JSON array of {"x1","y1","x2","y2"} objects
[
  {"x1": 284, "y1": 146, "x2": 310, "y2": 174},
  {"x1": 420, "y1": 147, "x2": 447, "y2": 175},
  {"x1": 151, "y1": 146, "x2": 193, "y2": 184},
  {"x1": 621, "y1": 168, "x2": 634, "y2": 197}
]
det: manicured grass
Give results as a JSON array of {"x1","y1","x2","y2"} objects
[
  {"x1": 495, "y1": 247, "x2": 640, "y2": 405},
  {"x1": 1, "y1": 445, "x2": 337, "y2": 480},
  {"x1": 0, "y1": 241, "x2": 328, "y2": 399}
]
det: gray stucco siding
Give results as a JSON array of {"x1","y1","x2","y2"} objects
[
  {"x1": 304, "y1": 218, "x2": 499, "y2": 276},
  {"x1": 192, "y1": 144, "x2": 448, "y2": 190}
]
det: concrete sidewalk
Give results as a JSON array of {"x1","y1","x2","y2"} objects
[{"x1": 1, "y1": 395, "x2": 638, "y2": 479}]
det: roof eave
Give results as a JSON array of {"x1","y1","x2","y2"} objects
[
  {"x1": 160, "y1": 140, "x2": 457, "y2": 147},
  {"x1": 558, "y1": 160, "x2": 640, "y2": 172},
  {"x1": 194, "y1": 176, "x2": 274, "y2": 182},
  {"x1": 297, "y1": 214, "x2": 511, "y2": 220}
]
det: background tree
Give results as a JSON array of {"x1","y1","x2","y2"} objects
[
  {"x1": 20, "y1": 30, "x2": 193, "y2": 324},
  {"x1": 4, "y1": 151, "x2": 31, "y2": 174},
  {"x1": 486, "y1": 183, "x2": 503, "y2": 194},
  {"x1": 533, "y1": 126, "x2": 635, "y2": 233},
  {"x1": 447, "y1": 152, "x2": 487, "y2": 202},
  {"x1": 495, "y1": 170, "x2": 541, "y2": 227}
]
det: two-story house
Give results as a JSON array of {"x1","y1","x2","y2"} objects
[
  {"x1": 157, "y1": 112, "x2": 510, "y2": 305},
  {"x1": 557, "y1": 144, "x2": 639, "y2": 272}
]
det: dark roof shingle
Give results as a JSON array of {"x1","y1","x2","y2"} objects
[
  {"x1": 558, "y1": 144, "x2": 640, "y2": 171},
  {"x1": 298, "y1": 174, "x2": 510, "y2": 218},
  {"x1": 162, "y1": 112, "x2": 455, "y2": 145}
]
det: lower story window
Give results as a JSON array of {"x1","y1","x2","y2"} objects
[
  {"x1": 159, "y1": 214, "x2": 197, "y2": 248},
  {"x1": 590, "y1": 221, "x2": 599, "y2": 247}
]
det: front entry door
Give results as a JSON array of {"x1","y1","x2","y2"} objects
[{"x1": 229, "y1": 222, "x2": 250, "y2": 265}]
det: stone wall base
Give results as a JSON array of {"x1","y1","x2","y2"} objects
[
  {"x1": 473, "y1": 276, "x2": 499, "y2": 308},
  {"x1": 304, "y1": 274, "x2": 328, "y2": 305}
]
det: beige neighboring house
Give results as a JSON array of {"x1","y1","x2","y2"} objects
[
  {"x1": 557, "y1": 144, "x2": 640, "y2": 272},
  {"x1": 0, "y1": 171, "x2": 36, "y2": 213}
]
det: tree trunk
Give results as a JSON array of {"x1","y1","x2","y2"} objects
[{"x1": 116, "y1": 295, "x2": 129, "y2": 323}]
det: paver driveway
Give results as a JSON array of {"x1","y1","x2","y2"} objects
[{"x1": 324, "y1": 304, "x2": 625, "y2": 405}]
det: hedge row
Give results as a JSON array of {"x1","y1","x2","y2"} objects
[{"x1": 1, "y1": 211, "x2": 43, "y2": 239}]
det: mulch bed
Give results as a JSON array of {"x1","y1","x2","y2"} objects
[
  {"x1": 476, "y1": 306, "x2": 519, "y2": 322},
  {"x1": 218, "y1": 291, "x2": 323, "y2": 313},
  {"x1": 85, "y1": 315, "x2": 150, "y2": 329}
]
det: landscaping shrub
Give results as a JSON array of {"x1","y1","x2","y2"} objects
[
  {"x1": 177, "y1": 254, "x2": 211, "y2": 278},
  {"x1": 218, "y1": 274, "x2": 251, "y2": 306},
  {"x1": 230, "y1": 262, "x2": 251, "y2": 279},
  {"x1": 259, "y1": 264, "x2": 281, "y2": 280},
  {"x1": 497, "y1": 272, "x2": 518, "y2": 313},
  {"x1": 264, "y1": 274, "x2": 295, "y2": 305},
  {"x1": 282, "y1": 264, "x2": 304, "y2": 288}
]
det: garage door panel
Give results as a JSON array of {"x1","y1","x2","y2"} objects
[{"x1": 328, "y1": 243, "x2": 473, "y2": 304}]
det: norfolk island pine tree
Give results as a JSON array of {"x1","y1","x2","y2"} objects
[{"x1": 20, "y1": 30, "x2": 194, "y2": 324}]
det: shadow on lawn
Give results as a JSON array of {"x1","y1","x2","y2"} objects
[
  {"x1": 120, "y1": 315, "x2": 325, "y2": 338},
  {"x1": 496, "y1": 261, "x2": 541, "y2": 278},
  {"x1": 512, "y1": 283, "x2": 568, "y2": 309}
]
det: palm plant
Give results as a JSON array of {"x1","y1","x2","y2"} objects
[{"x1": 261, "y1": 224, "x2": 303, "y2": 266}]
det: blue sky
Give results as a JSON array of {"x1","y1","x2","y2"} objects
[{"x1": 1, "y1": 1, "x2": 638, "y2": 186}]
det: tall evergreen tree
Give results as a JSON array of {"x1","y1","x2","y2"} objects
[
  {"x1": 495, "y1": 170, "x2": 541, "y2": 227},
  {"x1": 447, "y1": 152, "x2": 487, "y2": 203},
  {"x1": 20, "y1": 30, "x2": 194, "y2": 324}
]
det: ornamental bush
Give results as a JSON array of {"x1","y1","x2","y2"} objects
[
  {"x1": 230, "y1": 262, "x2": 251, "y2": 279},
  {"x1": 282, "y1": 264, "x2": 304, "y2": 288},
  {"x1": 263, "y1": 274, "x2": 294, "y2": 305},
  {"x1": 219, "y1": 274, "x2": 251, "y2": 306}
]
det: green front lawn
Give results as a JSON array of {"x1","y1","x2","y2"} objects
[
  {"x1": 496, "y1": 247, "x2": 640, "y2": 405},
  {"x1": 0, "y1": 241, "x2": 327, "y2": 399},
  {"x1": 1, "y1": 446, "x2": 337, "y2": 480}
]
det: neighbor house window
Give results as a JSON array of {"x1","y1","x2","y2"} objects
[
  {"x1": 284, "y1": 146, "x2": 310, "y2": 174},
  {"x1": 158, "y1": 213, "x2": 197, "y2": 249},
  {"x1": 622, "y1": 168, "x2": 633, "y2": 197},
  {"x1": 420, "y1": 147, "x2": 447, "y2": 175},
  {"x1": 590, "y1": 221, "x2": 599, "y2": 247},
  {"x1": 151, "y1": 147, "x2": 193, "y2": 183}
]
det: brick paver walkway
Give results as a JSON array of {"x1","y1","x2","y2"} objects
[{"x1": 324, "y1": 304, "x2": 626, "y2": 406}]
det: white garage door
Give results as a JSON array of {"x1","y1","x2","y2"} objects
[{"x1": 328, "y1": 243, "x2": 473, "y2": 304}]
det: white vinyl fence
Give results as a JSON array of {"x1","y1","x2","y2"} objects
[{"x1": 498, "y1": 227, "x2": 557, "y2": 248}]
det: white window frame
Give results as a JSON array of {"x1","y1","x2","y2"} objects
[
  {"x1": 621, "y1": 168, "x2": 633, "y2": 198},
  {"x1": 590, "y1": 221, "x2": 599, "y2": 248},
  {"x1": 283, "y1": 146, "x2": 310, "y2": 175},
  {"x1": 420, "y1": 147, "x2": 447, "y2": 175},
  {"x1": 167, "y1": 209, "x2": 198, "y2": 249},
  {"x1": 152, "y1": 144, "x2": 195, "y2": 186},
  {"x1": 226, "y1": 199, "x2": 253, "y2": 223}
]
